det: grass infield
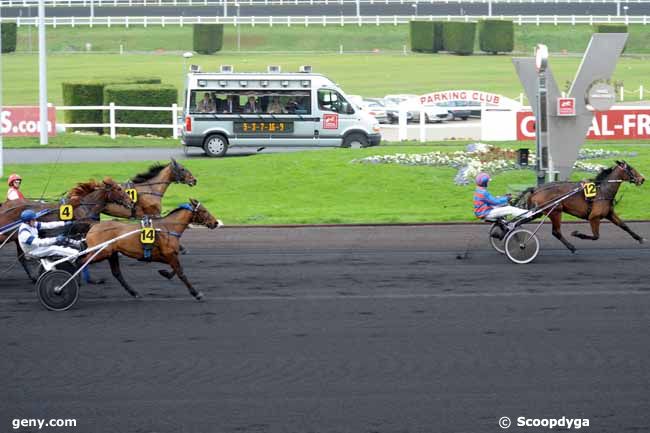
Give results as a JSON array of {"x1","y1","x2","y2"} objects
[{"x1": 4, "y1": 143, "x2": 649, "y2": 224}]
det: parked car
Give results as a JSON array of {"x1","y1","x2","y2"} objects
[
  {"x1": 436, "y1": 100, "x2": 472, "y2": 121},
  {"x1": 360, "y1": 98, "x2": 389, "y2": 124},
  {"x1": 384, "y1": 95, "x2": 450, "y2": 123}
]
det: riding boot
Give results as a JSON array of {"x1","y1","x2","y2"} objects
[{"x1": 82, "y1": 267, "x2": 105, "y2": 285}]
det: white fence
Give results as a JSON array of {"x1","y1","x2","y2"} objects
[
  {"x1": 2, "y1": 0, "x2": 650, "y2": 6},
  {"x1": 2, "y1": 14, "x2": 650, "y2": 27},
  {"x1": 58, "y1": 103, "x2": 181, "y2": 138}
]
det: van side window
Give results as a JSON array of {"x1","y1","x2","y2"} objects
[
  {"x1": 318, "y1": 89, "x2": 353, "y2": 114},
  {"x1": 189, "y1": 90, "x2": 311, "y2": 115}
]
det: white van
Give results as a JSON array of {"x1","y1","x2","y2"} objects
[{"x1": 181, "y1": 66, "x2": 382, "y2": 157}]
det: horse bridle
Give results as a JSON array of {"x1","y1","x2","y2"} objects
[{"x1": 618, "y1": 163, "x2": 643, "y2": 184}]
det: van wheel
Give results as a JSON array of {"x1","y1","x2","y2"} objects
[
  {"x1": 203, "y1": 134, "x2": 229, "y2": 157},
  {"x1": 342, "y1": 133, "x2": 368, "y2": 149}
]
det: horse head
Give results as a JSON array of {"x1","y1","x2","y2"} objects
[
  {"x1": 615, "y1": 160, "x2": 645, "y2": 185},
  {"x1": 188, "y1": 198, "x2": 222, "y2": 229},
  {"x1": 170, "y1": 158, "x2": 197, "y2": 187},
  {"x1": 101, "y1": 178, "x2": 135, "y2": 209}
]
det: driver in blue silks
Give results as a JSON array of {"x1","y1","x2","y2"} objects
[{"x1": 473, "y1": 173, "x2": 528, "y2": 220}]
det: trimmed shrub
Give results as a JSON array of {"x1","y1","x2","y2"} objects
[
  {"x1": 594, "y1": 24, "x2": 628, "y2": 53},
  {"x1": 409, "y1": 21, "x2": 444, "y2": 53},
  {"x1": 478, "y1": 19, "x2": 514, "y2": 54},
  {"x1": 1, "y1": 23, "x2": 17, "y2": 53},
  {"x1": 103, "y1": 84, "x2": 178, "y2": 137},
  {"x1": 442, "y1": 22, "x2": 476, "y2": 55},
  {"x1": 193, "y1": 24, "x2": 224, "y2": 54},
  {"x1": 62, "y1": 78, "x2": 162, "y2": 133}
]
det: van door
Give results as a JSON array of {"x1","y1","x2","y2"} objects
[{"x1": 316, "y1": 89, "x2": 359, "y2": 147}]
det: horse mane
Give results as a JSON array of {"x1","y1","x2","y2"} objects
[
  {"x1": 131, "y1": 163, "x2": 167, "y2": 184},
  {"x1": 67, "y1": 180, "x2": 101, "y2": 205},
  {"x1": 594, "y1": 167, "x2": 615, "y2": 182}
]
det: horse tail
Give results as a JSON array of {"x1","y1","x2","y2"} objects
[{"x1": 513, "y1": 187, "x2": 536, "y2": 209}]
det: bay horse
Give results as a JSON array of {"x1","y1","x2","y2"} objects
[
  {"x1": 83, "y1": 199, "x2": 222, "y2": 300},
  {"x1": 0, "y1": 178, "x2": 134, "y2": 281},
  {"x1": 102, "y1": 158, "x2": 197, "y2": 219},
  {"x1": 516, "y1": 160, "x2": 645, "y2": 253}
]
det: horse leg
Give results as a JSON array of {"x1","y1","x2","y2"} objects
[
  {"x1": 168, "y1": 255, "x2": 203, "y2": 301},
  {"x1": 571, "y1": 216, "x2": 601, "y2": 241},
  {"x1": 550, "y1": 211, "x2": 576, "y2": 253},
  {"x1": 108, "y1": 253, "x2": 141, "y2": 298},
  {"x1": 158, "y1": 269, "x2": 176, "y2": 280},
  {"x1": 608, "y1": 211, "x2": 645, "y2": 244}
]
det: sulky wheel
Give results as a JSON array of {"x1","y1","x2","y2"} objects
[
  {"x1": 505, "y1": 228, "x2": 540, "y2": 264},
  {"x1": 489, "y1": 222, "x2": 506, "y2": 255},
  {"x1": 36, "y1": 270, "x2": 80, "y2": 311}
]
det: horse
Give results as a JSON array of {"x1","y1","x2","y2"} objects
[
  {"x1": 102, "y1": 158, "x2": 197, "y2": 219},
  {"x1": 515, "y1": 160, "x2": 645, "y2": 253},
  {"x1": 0, "y1": 178, "x2": 134, "y2": 281},
  {"x1": 82, "y1": 199, "x2": 222, "y2": 300}
]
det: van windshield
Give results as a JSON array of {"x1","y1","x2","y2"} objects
[{"x1": 189, "y1": 90, "x2": 312, "y2": 115}]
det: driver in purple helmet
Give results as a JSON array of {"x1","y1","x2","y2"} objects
[{"x1": 473, "y1": 172, "x2": 528, "y2": 220}]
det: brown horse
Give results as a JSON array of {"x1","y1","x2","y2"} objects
[
  {"x1": 103, "y1": 158, "x2": 197, "y2": 218},
  {"x1": 518, "y1": 160, "x2": 645, "y2": 253},
  {"x1": 0, "y1": 178, "x2": 134, "y2": 281},
  {"x1": 83, "y1": 199, "x2": 221, "y2": 300}
]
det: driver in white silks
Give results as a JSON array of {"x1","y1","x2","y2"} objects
[
  {"x1": 473, "y1": 172, "x2": 528, "y2": 220},
  {"x1": 17, "y1": 209, "x2": 82, "y2": 259}
]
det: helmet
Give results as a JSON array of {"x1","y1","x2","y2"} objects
[
  {"x1": 7, "y1": 173, "x2": 22, "y2": 186},
  {"x1": 20, "y1": 209, "x2": 37, "y2": 223},
  {"x1": 475, "y1": 172, "x2": 491, "y2": 187}
]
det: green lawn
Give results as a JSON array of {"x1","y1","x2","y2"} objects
[
  {"x1": 4, "y1": 143, "x2": 648, "y2": 224},
  {"x1": 3, "y1": 52, "x2": 650, "y2": 108},
  {"x1": 13, "y1": 23, "x2": 650, "y2": 54},
  {"x1": 3, "y1": 133, "x2": 180, "y2": 148}
]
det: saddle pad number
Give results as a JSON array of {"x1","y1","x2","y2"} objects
[
  {"x1": 126, "y1": 189, "x2": 138, "y2": 203},
  {"x1": 583, "y1": 182, "x2": 597, "y2": 198},
  {"x1": 59, "y1": 204, "x2": 73, "y2": 221},
  {"x1": 140, "y1": 227, "x2": 155, "y2": 244}
]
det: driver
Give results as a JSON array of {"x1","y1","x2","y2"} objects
[
  {"x1": 17, "y1": 210, "x2": 82, "y2": 259},
  {"x1": 473, "y1": 172, "x2": 528, "y2": 220}
]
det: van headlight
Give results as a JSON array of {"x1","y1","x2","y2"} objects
[{"x1": 372, "y1": 123, "x2": 381, "y2": 132}]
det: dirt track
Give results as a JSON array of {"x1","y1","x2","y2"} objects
[{"x1": 1, "y1": 223, "x2": 649, "y2": 433}]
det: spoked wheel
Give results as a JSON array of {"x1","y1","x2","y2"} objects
[
  {"x1": 488, "y1": 222, "x2": 506, "y2": 254},
  {"x1": 504, "y1": 229, "x2": 540, "y2": 264},
  {"x1": 36, "y1": 270, "x2": 80, "y2": 311}
]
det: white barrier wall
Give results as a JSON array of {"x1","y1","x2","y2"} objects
[{"x1": 480, "y1": 109, "x2": 518, "y2": 141}]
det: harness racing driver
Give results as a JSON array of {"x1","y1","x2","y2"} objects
[
  {"x1": 17, "y1": 209, "x2": 82, "y2": 259},
  {"x1": 473, "y1": 172, "x2": 528, "y2": 220}
]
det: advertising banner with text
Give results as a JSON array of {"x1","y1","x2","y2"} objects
[{"x1": 0, "y1": 106, "x2": 57, "y2": 137}]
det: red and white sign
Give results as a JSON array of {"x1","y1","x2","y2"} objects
[
  {"x1": 418, "y1": 90, "x2": 520, "y2": 108},
  {"x1": 323, "y1": 113, "x2": 339, "y2": 130},
  {"x1": 517, "y1": 109, "x2": 650, "y2": 140},
  {"x1": 557, "y1": 97, "x2": 576, "y2": 116},
  {"x1": 0, "y1": 106, "x2": 56, "y2": 137}
]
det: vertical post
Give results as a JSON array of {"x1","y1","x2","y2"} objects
[
  {"x1": 398, "y1": 105, "x2": 407, "y2": 141},
  {"x1": 355, "y1": 0, "x2": 360, "y2": 18},
  {"x1": 640, "y1": 85, "x2": 644, "y2": 100},
  {"x1": 109, "y1": 102, "x2": 116, "y2": 139},
  {"x1": 237, "y1": 4, "x2": 240, "y2": 51},
  {"x1": 418, "y1": 107, "x2": 425, "y2": 142},
  {"x1": 534, "y1": 44, "x2": 549, "y2": 185},
  {"x1": 616, "y1": 0, "x2": 621, "y2": 17},
  {"x1": 224, "y1": 0, "x2": 228, "y2": 17},
  {"x1": 90, "y1": 0, "x2": 94, "y2": 19},
  {"x1": 620, "y1": 85, "x2": 624, "y2": 102},
  {"x1": 38, "y1": 0, "x2": 48, "y2": 145},
  {"x1": 488, "y1": 0, "x2": 492, "y2": 17},
  {"x1": 172, "y1": 103, "x2": 178, "y2": 139}
]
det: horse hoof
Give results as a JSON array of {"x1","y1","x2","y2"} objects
[
  {"x1": 158, "y1": 270, "x2": 173, "y2": 279},
  {"x1": 86, "y1": 278, "x2": 106, "y2": 285},
  {"x1": 570, "y1": 230, "x2": 580, "y2": 237},
  {"x1": 132, "y1": 292, "x2": 142, "y2": 299},
  {"x1": 639, "y1": 238, "x2": 645, "y2": 244},
  {"x1": 195, "y1": 292, "x2": 205, "y2": 301}
]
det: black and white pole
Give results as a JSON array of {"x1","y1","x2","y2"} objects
[
  {"x1": 38, "y1": 0, "x2": 48, "y2": 145},
  {"x1": 534, "y1": 44, "x2": 549, "y2": 186}
]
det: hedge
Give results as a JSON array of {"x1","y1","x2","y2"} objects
[
  {"x1": 478, "y1": 19, "x2": 514, "y2": 54},
  {"x1": 103, "y1": 84, "x2": 178, "y2": 137},
  {"x1": 442, "y1": 22, "x2": 476, "y2": 55},
  {"x1": 1, "y1": 23, "x2": 17, "y2": 53},
  {"x1": 193, "y1": 24, "x2": 224, "y2": 54},
  {"x1": 62, "y1": 77, "x2": 162, "y2": 133},
  {"x1": 409, "y1": 21, "x2": 444, "y2": 53}
]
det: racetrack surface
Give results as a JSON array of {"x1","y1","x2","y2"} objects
[{"x1": 1, "y1": 223, "x2": 649, "y2": 433}]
